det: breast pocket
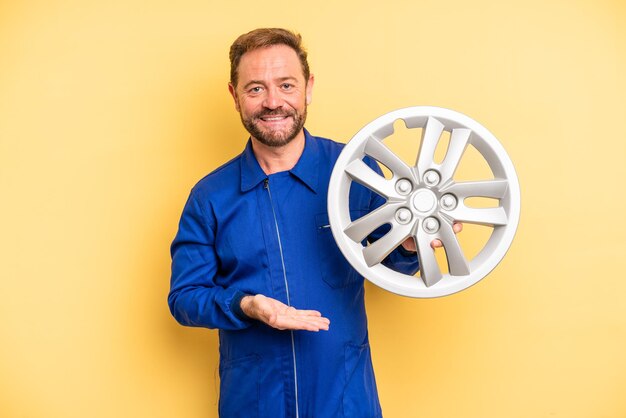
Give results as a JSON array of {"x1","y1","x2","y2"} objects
[{"x1": 315, "y1": 211, "x2": 364, "y2": 289}]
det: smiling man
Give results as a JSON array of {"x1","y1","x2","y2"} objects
[
  {"x1": 168, "y1": 28, "x2": 431, "y2": 418},
  {"x1": 230, "y1": 43, "x2": 311, "y2": 149}
]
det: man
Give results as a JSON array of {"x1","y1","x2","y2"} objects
[{"x1": 169, "y1": 28, "x2": 459, "y2": 417}]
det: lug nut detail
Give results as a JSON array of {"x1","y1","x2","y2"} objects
[
  {"x1": 395, "y1": 178, "x2": 413, "y2": 195},
  {"x1": 423, "y1": 217, "x2": 440, "y2": 233},
  {"x1": 423, "y1": 170, "x2": 441, "y2": 187},
  {"x1": 395, "y1": 208, "x2": 412, "y2": 224},
  {"x1": 440, "y1": 194, "x2": 458, "y2": 210}
]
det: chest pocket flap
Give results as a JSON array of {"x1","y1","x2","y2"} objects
[{"x1": 315, "y1": 211, "x2": 365, "y2": 289}]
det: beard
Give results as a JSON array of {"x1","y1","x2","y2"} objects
[{"x1": 240, "y1": 106, "x2": 307, "y2": 148}]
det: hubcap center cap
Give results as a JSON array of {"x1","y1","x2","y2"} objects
[{"x1": 412, "y1": 189, "x2": 437, "y2": 213}]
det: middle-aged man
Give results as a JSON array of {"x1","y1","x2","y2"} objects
[{"x1": 169, "y1": 28, "x2": 461, "y2": 418}]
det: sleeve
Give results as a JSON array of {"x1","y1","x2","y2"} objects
[
  {"x1": 364, "y1": 157, "x2": 421, "y2": 275},
  {"x1": 168, "y1": 190, "x2": 252, "y2": 330}
]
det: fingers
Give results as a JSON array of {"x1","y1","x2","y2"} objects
[
  {"x1": 430, "y1": 222, "x2": 463, "y2": 248},
  {"x1": 292, "y1": 309, "x2": 322, "y2": 317},
  {"x1": 275, "y1": 310, "x2": 330, "y2": 331},
  {"x1": 273, "y1": 317, "x2": 329, "y2": 331},
  {"x1": 252, "y1": 295, "x2": 330, "y2": 331},
  {"x1": 401, "y1": 237, "x2": 416, "y2": 252}
]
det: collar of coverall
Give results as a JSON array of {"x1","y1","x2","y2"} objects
[{"x1": 240, "y1": 128, "x2": 320, "y2": 194}]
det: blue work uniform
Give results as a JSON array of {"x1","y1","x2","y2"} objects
[{"x1": 169, "y1": 129, "x2": 419, "y2": 418}]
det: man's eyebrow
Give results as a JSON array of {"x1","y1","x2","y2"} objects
[
  {"x1": 242, "y1": 80, "x2": 265, "y2": 90},
  {"x1": 242, "y1": 77, "x2": 299, "y2": 90},
  {"x1": 276, "y1": 76, "x2": 298, "y2": 83}
]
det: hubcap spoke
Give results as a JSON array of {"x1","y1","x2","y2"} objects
[
  {"x1": 345, "y1": 159, "x2": 398, "y2": 200},
  {"x1": 364, "y1": 137, "x2": 414, "y2": 180},
  {"x1": 415, "y1": 230, "x2": 443, "y2": 287},
  {"x1": 442, "y1": 179, "x2": 508, "y2": 199},
  {"x1": 439, "y1": 222, "x2": 470, "y2": 276},
  {"x1": 415, "y1": 117, "x2": 445, "y2": 175},
  {"x1": 439, "y1": 128, "x2": 471, "y2": 182},
  {"x1": 447, "y1": 205, "x2": 508, "y2": 226},
  {"x1": 362, "y1": 224, "x2": 412, "y2": 267},
  {"x1": 344, "y1": 202, "x2": 404, "y2": 243}
]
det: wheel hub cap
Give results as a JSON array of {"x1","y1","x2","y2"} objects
[{"x1": 327, "y1": 106, "x2": 521, "y2": 298}]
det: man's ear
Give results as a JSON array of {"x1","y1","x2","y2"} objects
[
  {"x1": 228, "y1": 82, "x2": 240, "y2": 112},
  {"x1": 305, "y1": 74, "x2": 315, "y2": 105}
]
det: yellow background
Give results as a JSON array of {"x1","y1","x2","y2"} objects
[{"x1": 1, "y1": 0, "x2": 625, "y2": 417}]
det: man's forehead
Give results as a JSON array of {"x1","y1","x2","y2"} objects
[{"x1": 237, "y1": 45, "x2": 304, "y2": 82}]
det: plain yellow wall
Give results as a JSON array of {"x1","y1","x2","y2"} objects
[{"x1": 1, "y1": 0, "x2": 625, "y2": 417}]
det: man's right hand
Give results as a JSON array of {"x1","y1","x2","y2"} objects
[{"x1": 240, "y1": 294, "x2": 330, "y2": 332}]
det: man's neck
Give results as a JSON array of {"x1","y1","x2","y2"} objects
[{"x1": 251, "y1": 130, "x2": 306, "y2": 175}]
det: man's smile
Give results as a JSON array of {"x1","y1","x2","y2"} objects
[
  {"x1": 257, "y1": 113, "x2": 293, "y2": 127},
  {"x1": 260, "y1": 115, "x2": 289, "y2": 121}
]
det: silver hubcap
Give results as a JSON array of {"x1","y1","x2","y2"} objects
[{"x1": 327, "y1": 106, "x2": 521, "y2": 298}]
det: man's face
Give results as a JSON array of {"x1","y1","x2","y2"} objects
[{"x1": 229, "y1": 44, "x2": 314, "y2": 148}]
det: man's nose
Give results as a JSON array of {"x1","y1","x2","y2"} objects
[{"x1": 263, "y1": 87, "x2": 284, "y2": 110}]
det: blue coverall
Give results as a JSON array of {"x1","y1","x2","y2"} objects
[{"x1": 169, "y1": 130, "x2": 419, "y2": 417}]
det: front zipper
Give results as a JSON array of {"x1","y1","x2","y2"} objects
[{"x1": 264, "y1": 178, "x2": 300, "y2": 418}]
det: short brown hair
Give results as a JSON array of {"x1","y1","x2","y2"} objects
[{"x1": 229, "y1": 28, "x2": 310, "y2": 87}]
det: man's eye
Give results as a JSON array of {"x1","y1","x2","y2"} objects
[
  {"x1": 281, "y1": 83, "x2": 293, "y2": 90},
  {"x1": 249, "y1": 87, "x2": 262, "y2": 93}
]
